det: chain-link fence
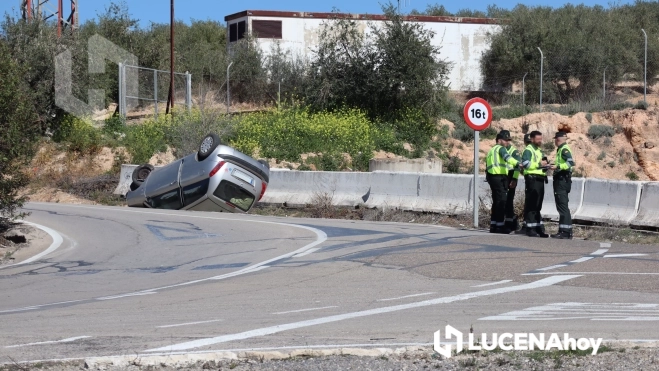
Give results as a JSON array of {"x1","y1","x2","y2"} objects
[{"x1": 118, "y1": 63, "x2": 192, "y2": 118}]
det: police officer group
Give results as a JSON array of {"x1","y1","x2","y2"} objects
[{"x1": 486, "y1": 130, "x2": 575, "y2": 239}]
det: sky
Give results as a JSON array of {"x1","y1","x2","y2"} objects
[{"x1": 0, "y1": 0, "x2": 637, "y2": 26}]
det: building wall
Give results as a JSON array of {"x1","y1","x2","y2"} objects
[{"x1": 227, "y1": 15, "x2": 500, "y2": 92}]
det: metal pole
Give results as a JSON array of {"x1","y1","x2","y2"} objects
[
  {"x1": 186, "y1": 71, "x2": 192, "y2": 112},
  {"x1": 122, "y1": 65, "x2": 127, "y2": 117},
  {"x1": 603, "y1": 67, "x2": 607, "y2": 105},
  {"x1": 57, "y1": 0, "x2": 62, "y2": 37},
  {"x1": 473, "y1": 130, "x2": 480, "y2": 228},
  {"x1": 168, "y1": 0, "x2": 175, "y2": 113},
  {"x1": 642, "y1": 29, "x2": 647, "y2": 104},
  {"x1": 227, "y1": 61, "x2": 234, "y2": 114},
  {"x1": 522, "y1": 72, "x2": 528, "y2": 114},
  {"x1": 538, "y1": 47, "x2": 543, "y2": 111},
  {"x1": 118, "y1": 63, "x2": 124, "y2": 117},
  {"x1": 154, "y1": 69, "x2": 158, "y2": 117}
]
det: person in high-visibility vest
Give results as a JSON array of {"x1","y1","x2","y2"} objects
[
  {"x1": 521, "y1": 131, "x2": 549, "y2": 238},
  {"x1": 504, "y1": 136, "x2": 523, "y2": 231},
  {"x1": 551, "y1": 131, "x2": 576, "y2": 239},
  {"x1": 486, "y1": 130, "x2": 520, "y2": 234},
  {"x1": 514, "y1": 134, "x2": 532, "y2": 235}
]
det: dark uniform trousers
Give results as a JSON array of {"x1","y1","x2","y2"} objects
[
  {"x1": 524, "y1": 175, "x2": 545, "y2": 229},
  {"x1": 488, "y1": 174, "x2": 509, "y2": 227},
  {"x1": 553, "y1": 173, "x2": 572, "y2": 227},
  {"x1": 505, "y1": 181, "x2": 516, "y2": 224}
]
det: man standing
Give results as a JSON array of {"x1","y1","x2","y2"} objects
[
  {"x1": 486, "y1": 130, "x2": 519, "y2": 234},
  {"x1": 514, "y1": 134, "x2": 532, "y2": 234},
  {"x1": 551, "y1": 131, "x2": 576, "y2": 239},
  {"x1": 504, "y1": 135, "x2": 524, "y2": 232},
  {"x1": 522, "y1": 131, "x2": 549, "y2": 238}
]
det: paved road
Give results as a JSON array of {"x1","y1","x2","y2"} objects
[{"x1": 1, "y1": 203, "x2": 658, "y2": 363}]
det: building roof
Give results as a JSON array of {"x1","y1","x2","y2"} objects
[{"x1": 224, "y1": 10, "x2": 501, "y2": 25}]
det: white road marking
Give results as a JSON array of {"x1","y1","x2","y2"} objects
[
  {"x1": 146, "y1": 275, "x2": 580, "y2": 352},
  {"x1": 535, "y1": 264, "x2": 568, "y2": 272},
  {"x1": 471, "y1": 280, "x2": 512, "y2": 288},
  {"x1": 480, "y1": 303, "x2": 659, "y2": 321},
  {"x1": 7, "y1": 205, "x2": 327, "y2": 313},
  {"x1": 600, "y1": 243, "x2": 612, "y2": 248},
  {"x1": 0, "y1": 221, "x2": 64, "y2": 270},
  {"x1": 97, "y1": 292, "x2": 156, "y2": 301},
  {"x1": 604, "y1": 254, "x2": 648, "y2": 258},
  {"x1": 5, "y1": 336, "x2": 90, "y2": 349},
  {"x1": 0, "y1": 306, "x2": 39, "y2": 314},
  {"x1": 377, "y1": 292, "x2": 436, "y2": 301},
  {"x1": 273, "y1": 306, "x2": 338, "y2": 315},
  {"x1": 157, "y1": 319, "x2": 223, "y2": 328},
  {"x1": 570, "y1": 257, "x2": 594, "y2": 263},
  {"x1": 591, "y1": 249, "x2": 608, "y2": 255},
  {"x1": 0, "y1": 300, "x2": 85, "y2": 314},
  {"x1": 523, "y1": 272, "x2": 659, "y2": 276}
]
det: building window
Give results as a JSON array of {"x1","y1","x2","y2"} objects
[
  {"x1": 229, "y1": 20, "x2": 247, "y2": 42},
  {"x1": 252, "y1": 20, "x2": 282, "y2": 39}
]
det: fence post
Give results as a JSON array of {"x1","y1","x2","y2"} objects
[
  {"x1": 642, "y1": 29, "x2": 648, "y2": 104},
  {"x1": 118, "y1": 63, "x2": 124, "y2": 117},
  {"x1": 186, "y1": 71, "x2": 192, "y2": 112},
  {"x1": 537, "y1": 47, "x2": 543, "y2": 111},
  {"x1": 227, "y1": 62, "x2": 234, "y2": 114},
  {"x1": 154, "y1": 69, "x2": 158, "y2": 117}
]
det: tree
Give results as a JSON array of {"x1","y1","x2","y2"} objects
[{"x1": 0, "y1": 41, "x2": 40, "y2": 222}]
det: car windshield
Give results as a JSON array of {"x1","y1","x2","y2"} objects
[{"x1": 213, "y1": 180, "x2": 255, "y2": 211}]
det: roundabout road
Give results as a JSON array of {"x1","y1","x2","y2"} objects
[{"x1": 1, "y1": 203, "x2": 658, "y2": 363}]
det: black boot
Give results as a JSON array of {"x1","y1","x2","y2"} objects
[
  {"x1": 537, "y1": 225, "x2": 549, "y2": 238},
  {"x1": 551, "y1": 229, "x2": 573, "y2": 240},
  {"x1": 526, "y1": 228, "x2": 540, "y2": 237},
  {"x1": 515, "y1": 223, "x2": 528, "y2": 235},
  {"x1": 496, "y1": 226, "x2": 513, "y2": 235}
]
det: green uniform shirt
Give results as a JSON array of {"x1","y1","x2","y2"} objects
[
  {"x1": 555, "y1": 143, "x2": 575, "y2": 175},
  {"x1": 506, "y1": 145, "x2": 521, "y2": 179},
  {"x1": 522, "y1": 144, "x2": 546, "y2": 176},
  {"x1": 487, "y1": 144, "x2": 519, "y2": 175}
]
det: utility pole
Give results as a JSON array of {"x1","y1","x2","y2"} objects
[
  {"x1": 166, "y1": 0, "x2": 175, "y2": 114},
  {"x1": 227, "y1": 62, "x2": 234, "y2": 114},
  {"x1": 538, "y1": 47, "x2": 544, "y2": 111},
  {"x1": 522, "y1": 72, "x2": 528, "y2": 114},
  {"x1": 642, "y1": 29, "x2": 648, "y2": 104}
]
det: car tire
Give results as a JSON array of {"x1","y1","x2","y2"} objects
[
  {"x1": 258, "y1": 159, "x2": 270, "y2": 169},
  {"x1": 198, "y1": 133, "x2": 221, "y2": 161},
  {"x1": 132, "y1": 164, "x2": 154, "y2": 187}
]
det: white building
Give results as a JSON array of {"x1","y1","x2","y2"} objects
[{"x1": 225, "y1": 10, "x2": 501, "y2": 92}]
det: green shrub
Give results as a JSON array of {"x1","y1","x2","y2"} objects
[
  {"x1": 230, "y1": 107, "x2": 382, "y2": 166},
  {"x1": 597, "y1": 151, "x2": 607, "y2": 161},
  {"x1": 588, "y1": 125, "x2": 615, "y2": 140},
  {"x1": 634, "y1": 101, "x2": 649, "y2": 110},
  {"x1": 445, "y1": 156, "x2": 464, "y2": 174},
  {"x1": 493, "y1": 105, "x2": 528, "y2": 120},
  {"x1": 480, "y1": 126, "x2": 498, "y2": 140},
  {"x1": 103, "y1": 115, "x2": 126, "y2": 136},
  {"x1": 124, "y1": 116, "x2": 170, "y2": 164},
  {"x1": 167, "y1": 109, "x2": 237, "y2": 158},
  {"x1": 543, "y1": 141, "x2": 555, "y2": 151},
  {"x1": 626, "y1": 171, "x2": 639, "y2": 181},
  {"x1": 586, "y1": 113, "x2": 593, "y2": 123},
  {"x1": 54, "y1": 115, "x2": 102, "y2": 154}
]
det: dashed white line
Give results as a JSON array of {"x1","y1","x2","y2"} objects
[
  {"x1": 591, "y1": 249, "x2": 609, "y2": 256},
  {"x1": 157, "y1": 319, "x2": 223, "y2": 328},
  {"x1": 570, "y1": 257, "x2": 594, "y2": 264},
  {"x1": 377, "y1": 292, "x2": 436, "y2": 301},
  {"x1": 146, "y1": 275, "x2": 581, "y2": 352},
  {"x1": 523, "y1": 272, "x2": 659, "y2": 276},
  {"x1": 535, "y1": 264, "x2": 568, "y2": 272},
  {"x1": 600, "y1": 243, "x2": 612, "y2": 248},
  {"x1": 97, "y1": 292, "x2": 156, "y2": 301},
  {"x1": 604, "y1": 254, "x2": 648, "y2": 258},
  {"x1": 5, "y1": 336, "x2": 90, "y2": 349},
  {"x1": 273, "y1": 306, "x2": 338, "y2": 315},
  {"x1": 471, "y1": 280, "x2": 512, "y2": 288}
]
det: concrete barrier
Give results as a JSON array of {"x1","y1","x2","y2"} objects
[
  {"x1": 113, "y1": 164, "x2": 139, "y2": 196},
  {"x1": 631, "y1": 182, "x2": 659, "y2": 229},
  {"x1": 259, "y1": 170, "x2": 316, "y2": 207},
  {"x1": 541, "y1": 177, "x2": 586, "y2": 221},
  {"x1": 364, "y1": 172, "x2": 419, "y2": 210},
  {"x1": 574, "y1": 179, "x2": 642, "y2": 224},
  {"x1": 415, "y1": 174, "x2": 472, "y2": 213}
]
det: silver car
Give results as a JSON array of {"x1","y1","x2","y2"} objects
[{"x1": 126, "y1": 134, "x2": 269, "y2": 213}]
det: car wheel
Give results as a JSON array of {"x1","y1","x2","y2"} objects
[
  {"x1": 258, "y1": 159, "x2": 270, "y2": 169},
  {"x1": 132, "y1": 164, "x2": 154, "y2": 186},
  {"x1": 198, "y1": 133, "x2": 221, "y2": 161}
]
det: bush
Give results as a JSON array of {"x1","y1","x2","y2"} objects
[
  {"x1": 167, "y1": 109, "x2": 237, "y2": 158},
  {"x1": 586, "y1": 113, "x2": 593, "y2": 123},
  {"x1": 587, "y1": 125, "x2": 615, "y2": 140},
  {"x1": 445, "y1": 156, "x2": 464, "y2": 174},
  {"x1": 53, "y1": 115, "x2": 102, "y2": 154},
  {"x1": 493, "y1": 105, "x2": 528, "y2": 120},
  {"x1": 543, "y1": 141, "x2": 555, "y2": 151},
  {"x1": 634, "y1": 101, "x2": 649, "y2": 110},
  {"x1": 626, "y1": 171, "x2": 639, "y2": 180},
  {"x1": 480, "y1": 126, "x2": 498, "y2": 140},
  {"x1": 124, "y1": 117, "x2": 170, "y2": 164},
  {"x1": 230, "y1": 107, "x2": 390, "y2": 169},
  {"x1": 597, "y1": 151, "x2": 607, "y2": 161}
]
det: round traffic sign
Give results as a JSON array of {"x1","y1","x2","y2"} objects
[{"x1": 463, "y1": 98, "x2": 493, "y2": 131}]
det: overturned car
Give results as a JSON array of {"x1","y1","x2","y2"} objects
[{"x1": 126, "y1": 133, "x2": 269, "y2": 213}]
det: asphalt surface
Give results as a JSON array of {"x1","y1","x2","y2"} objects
[{"x1": 1, "y1": 203, "x2": 658, "y2": 363}]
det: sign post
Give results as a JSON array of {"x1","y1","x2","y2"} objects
[{"x1": 463, "y1": 98, "x2": 493, "y2": 228}]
